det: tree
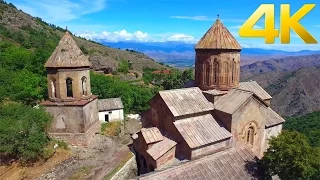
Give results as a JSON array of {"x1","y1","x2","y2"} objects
[
  {"x1": 118, "y1": 60, "x2": 129, "y2": 73},
  {"x1": 262, "y1": 131, "x2": 320, "y2": 180},
  {"x1": 0, "y1": 102, "x2": 52, "y2": 163}
]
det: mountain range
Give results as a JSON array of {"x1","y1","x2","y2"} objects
[{"x1": 101, "y1": 41, "x2": 320, "y2": 67}]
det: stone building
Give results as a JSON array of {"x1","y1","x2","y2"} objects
[
  {"x1": 132, "y1": 18, "x2": 285, "y2": 179},
  {"x1": 41, "y1": 31, "x2": 100, "y2": 146},
  {"x1": 98, "y1": 98, "x2": 124, "y2": 122}
]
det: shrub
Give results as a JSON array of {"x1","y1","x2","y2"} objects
[
  {"x1": 0, "y1": 102, "x2": 52, "y2": 163},
  {"x1": 101, "y1": 122, "x2": 122, "y2": 137},
  {"x1": 118, "y1": 60, "x2": 129, "y2": 73}
]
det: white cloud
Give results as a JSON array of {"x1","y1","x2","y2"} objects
[
  {"x1": 13, "y1": 0, "x2": 106, "y2": 23},
  {"x1": 76, "y1": 30, "x2": 198, "y2": 43}
]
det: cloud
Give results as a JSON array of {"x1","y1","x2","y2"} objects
[
  {"x1": 170, "y1": 16, "x2": 214, "y2": 21},
  {"x1": 315, "y1": 25, "x2": 320, "y2": 27},
  {"x1": 13, "y1": 0, "x2": 106, "y2": 23},
  {"x1": 76, "y1": 30, "x2": 198, "y2": 43}
]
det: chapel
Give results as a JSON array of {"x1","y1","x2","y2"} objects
[
  {"x1": 132, "y1": 18, "x2": 285, "y2": 179},
  {"x1": 41, "y1": 31, "x2": 101, "y2": 146}
]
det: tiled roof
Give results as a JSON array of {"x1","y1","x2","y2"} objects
[
  {"x1": 174, "y1": 114, "x2": 231, "y2": 148},
  {"x1": 45, "y1": 31, "x2": 92, "y2": 68},
  {"x1": 159, "y1": 87, "x2": 214, "y2": 117},
  {"x1": 214, "y1": 89, "x2": 254, "y2": 114},
  {"x1": 98, "y1": 98, "x2": 123, "y2": 111},
  {"x1": 265, "y1": 107, "x2": 285, "y2": 127},
  {"x1": 203, "y1": 89, "x2": 228, "y2": 96},
  {"x1": 139, "y1": 146, "x2": 259, "y2": 180},
  {"x1": 147, "y1": 137, "x2": 177, "y2": 160},
  {"x1": 239, "y1": 81, "x2": 272, "y2": 100},
  {"x1": 141, "y1": 127, "x2": 164, "y2": 144},
  {"x1": 181, "y1": 80, "x2": 195, "y2": 88},
  {"x1": 195, "y1": 19, "x2": 242, "y2": 50}
]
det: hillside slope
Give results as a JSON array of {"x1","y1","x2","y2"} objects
[
  {"x1": 0, "y1": 2, "x2": 163, "y2": 73},
  {"x1": 241, "y1": 63, "x2": 320, "y2": 117}
]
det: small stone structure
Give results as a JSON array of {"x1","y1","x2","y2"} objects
[
  {"x1": 98, "y1": 98, "x2": 124, "y2": 123},
  {"x1": 41, "y1": 31, "x2": 100, "y2": 146},
  {"x1": 132, "y1": 18, "x2": 285, "y2": 178}
]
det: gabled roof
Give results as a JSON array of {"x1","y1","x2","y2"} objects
[
  {"x1": 159, "y1": 87, "x2": 214, "y2": 117},
  {"x1": 147, "y1": 137, "x2": 177, "y2": 160},
  {"x1": 195, "y1": 19, "x2": 242, "y2": 50},
  {"x1": 174, "y1": 114, "x2": 231, "y2": 148},
  {"x1": 141, "y1": 127, "x2": 164, "y2": 144},
  {"x1": 98, "y1": 98, "x2": 123, "y2": 111},
  {"x1": 45, "y1": 31, "x2": 92, "y2": 68},
  {"x1": 265, "y1": 107, "x2": 285, "y2": 127},
  {"x1": 139, "y1": 146, "x2": 259, "y2": 180},
  {"x1": 214, "y1": 89, "x2": 268, "y2": 114},
  {"x1": 239, "y1": 81, "x2": 272, "y2": 100},
  {"x1": 214, "y1": 89, "x2": 254, "y2": 114}
]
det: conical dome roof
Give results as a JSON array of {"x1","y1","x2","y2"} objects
[
  {"x1": 195, "y1": 19, "x2": 241, "y2": 50},
  {"x1": 45, "y1": 31, "x2": 92, "y2": 68}
]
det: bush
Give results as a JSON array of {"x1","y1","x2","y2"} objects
[
  {"x1": 101, "y1": 122, "x2": 122, "y2": 137},
  {"x1": 0, "y1": 102, "x2": 52, "y2": 163},
  {"x1": 118, "y1": 60, "x2": 129, "y2": 73}
]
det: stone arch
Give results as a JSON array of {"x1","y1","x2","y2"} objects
[
  {"x1": 240, "y1": 121, "x2": 259, "y2": 146},
  {"x1": 213, "y1": 59, "x2": 219, "y2": 84},
  {"x1": 231, "y1": 58, "x2": 236, "y2": 84},
  {"x1": 205, "y1": 60, "x2": 211, "y2": 85},
  {"x1": 50, "y1": 78, "x2": 57, "y2": 98},
  {"x1": 81, "y1": 76, "x2": 87, "y2": 96},
  {"x1": 66, "y1": 77, "x2": 73, "y2": 98}
]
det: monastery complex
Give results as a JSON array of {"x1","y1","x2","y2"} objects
[{"x1": 132, "y1": 18, "x2": 285, "y2": 179}]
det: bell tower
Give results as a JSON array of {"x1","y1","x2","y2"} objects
[
  {"x1": 42, "y1": 31, "x2": 100, "y2": 146},
  {"x1": 194, "y1": 17, "x2": 242, "y2": 91}
]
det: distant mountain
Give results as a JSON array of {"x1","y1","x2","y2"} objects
[
  {"x1": 0, "y1": 2, "x2": 164, "y2": 73},
  {"x1": 240, "y1": 54, "x2": 320, "y2": 117},
  {"x1": 100, "y1": 41, "x2": 320, "y2": 67}
]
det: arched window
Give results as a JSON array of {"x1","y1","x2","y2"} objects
[
  {"x1": 203, "y1": 63, "x2": 207, "y2": 85},
  {"x1": 50, "y1": 78, "x2": 57, "y2": 98},
  {"x1": 66, "y1": 78, "x2": 73, "y2": 98},
  {"x1": 81, "y1": 76, "x2": 87, "y2": 96},
  {"x1": 206, "y1": 61, "x2": 211, "y2": 85},
  {"x1": 224, "y1": 62, "x2": 229, "y2": 84},
  {"x1": 232, "y1": 59, "x2": 235, "y2": 83},
  {"x1": 246, "y1": 126, "x2": 255, "y2": 145},
  {"x1": 214, "y1": 59, "x2": 219, "y2": 84}
]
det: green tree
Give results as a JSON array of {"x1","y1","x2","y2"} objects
[
  {"x1": 118, "y1": 60, "x2": 129, "y2": 73},
  {"x1": 262, "y1": 131, "x2": 320, "y2": 180},
  {"x1": 0, "y1": 102, "x2": 52, "y2": 163}
]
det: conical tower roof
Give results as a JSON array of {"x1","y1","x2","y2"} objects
[
  {"x1": 45, "y1": 31, "x2": 92, "y2": 68},
  {"x1": 195, "y1": 18, "x2": 241, "y2": 50}
]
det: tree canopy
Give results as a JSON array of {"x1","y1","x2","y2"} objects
[{"x1": 262, "y1": 130, "x2": 320, "y2": 180}]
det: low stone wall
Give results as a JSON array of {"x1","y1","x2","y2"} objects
[{"x1": 110, "y1": 155, "x2": 137, "y2": 180}]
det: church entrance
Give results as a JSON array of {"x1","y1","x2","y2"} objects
[{"x1": 105, "y1": 114, "x2": 109, "y2": 122}]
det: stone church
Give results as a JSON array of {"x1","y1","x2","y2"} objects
[
  {"x1": 132, "y1": 18, "x2": 285, "y2": 179},
  {"x1": 41, "y1": 31, "x2": 101, "y2": 146}
]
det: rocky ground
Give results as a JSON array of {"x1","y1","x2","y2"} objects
[
  {"x1": 1, "y1": 118, "x2": 141, "y2": 180},
  {"x1": 39, "y1": 118, "x2": 141, "y2": 180}
]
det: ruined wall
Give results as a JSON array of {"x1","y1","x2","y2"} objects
[
  {"x1": 191, "y1": 138, "x2": 232, "y2": 159},
  {"x1": 232, "y1": 97, "x2": 266, "y2": 157}
]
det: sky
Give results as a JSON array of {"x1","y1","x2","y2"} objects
[{"x1": 6, "y1": 0, "x2": 320, "y2": 51}]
